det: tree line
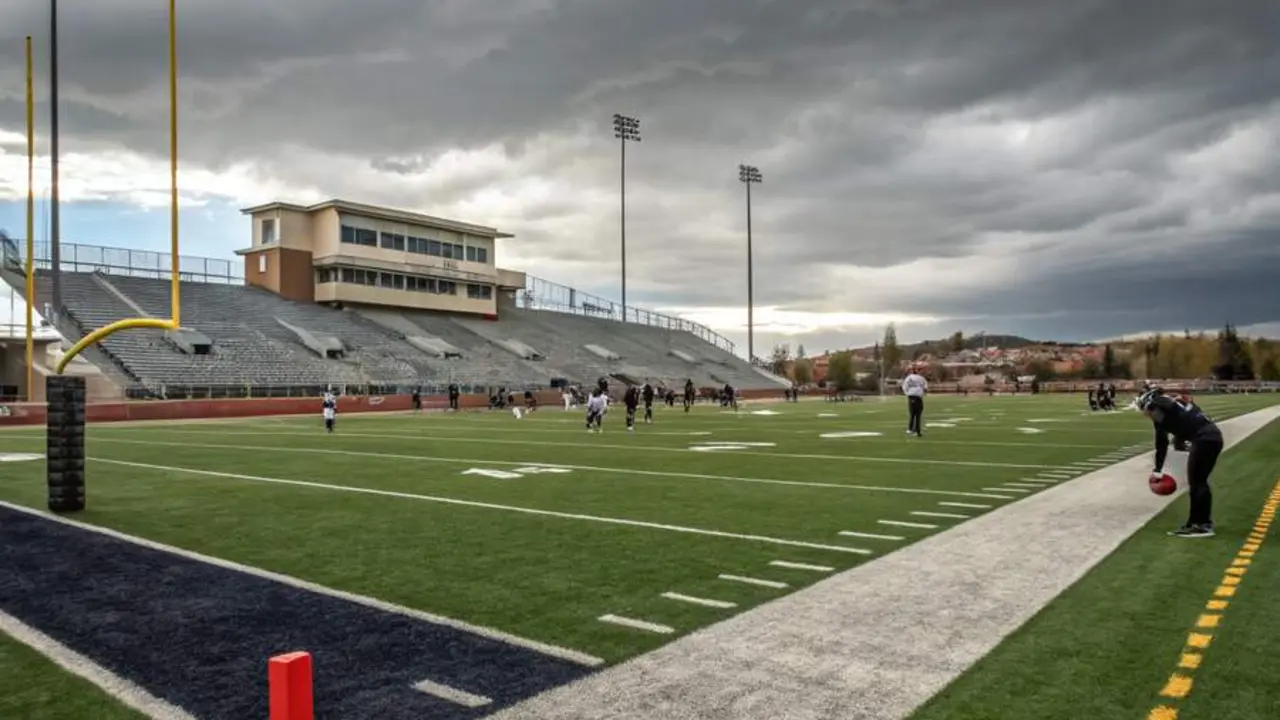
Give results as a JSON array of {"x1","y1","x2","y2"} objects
[{"x1": 768, "y1": 323, "x2": 1280, "y2": 391}]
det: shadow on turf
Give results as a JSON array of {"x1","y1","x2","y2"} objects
[{"x1": 0, "y1": 506, "x2": 591, "y2": 719}]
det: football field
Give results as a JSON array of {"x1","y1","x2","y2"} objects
[{"x1": 1, "y1": 392, "x2": 1278, "y2": 719}]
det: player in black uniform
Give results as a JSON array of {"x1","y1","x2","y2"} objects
[
  {"x1": 1137, "y1": 388, "x2": 1224, "y2": 538},
  {"x1": 683, "y1": 379, "x2": 695, "y2": 413},
  {"x1": 642, "y1": 383, "x2": 655, "y2": 424},
  {"x1": 411, "y1": 386, "x2": 422, "y2": 413},
  {"x1": 722, "y1": 383, "x2": 737, "y2": 411},
  {"x1": 624, "y1": 385, "x2": 640, "y2": 431}
]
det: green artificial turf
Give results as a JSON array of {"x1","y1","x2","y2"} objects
[
  {"x1": 911, "y1": 409, "x2": 1280, "y2": 720},
  {"x1": 0, "y1": 632, "x2": 146, "y2": 720},
  {"x1": 0, "y1": 393, "x2": 1275, "y2": 718}
]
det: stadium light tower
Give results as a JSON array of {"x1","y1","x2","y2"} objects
[
  {"x1": 49, "y1": 0, "x2": 62, "y2": 315},
  {"x1": 739, "y1": 163, "x2": 762, "y2": 364},
  {"x1": 612, "y1": 113, "x2": 641, "y2": 322}
]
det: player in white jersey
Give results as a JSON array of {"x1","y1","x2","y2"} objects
[
  {"x1": 585, "y1": 388, "x2": 608, "y2": 433},
  {"x1": 322, "y1": 392, "x2": 337, "y2": 433},
  {"x1": 900, "y1": 366, "x2": 928, "y2": 437}
]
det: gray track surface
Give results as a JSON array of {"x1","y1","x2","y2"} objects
[{"x1": 491, "y1": 406, "x2": 1280, "y2": 720}]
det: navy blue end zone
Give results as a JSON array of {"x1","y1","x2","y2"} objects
[{"x1": 0, "y1": 505, "x2": 595, "y2": 719}]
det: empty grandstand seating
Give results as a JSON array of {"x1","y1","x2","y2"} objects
[{"x1": 40, "y1": 270, "x2": 781, "y2": 394}]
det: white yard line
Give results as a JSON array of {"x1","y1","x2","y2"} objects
[
  {"x1": 0, "y1": 609, "x2": 199, "y2": 720},
  {"x1": 598, "y1": 615, "x2": 674, "y2": 634},
  {"x1": 838, "y1": 531, "x2": 906, "y2": 541},
  {"x1": 86, "y1": 459, "x2": 874, "y2": 556},
  {"x1": 83, "y1": 438, "x2": 1019, "y2": 501},
  {"x1": 911, "y1": 511, "x2": 968, "y2": 520},
  {"x1": 0, "y1": 500, "x2": 604, "y2": 667},
  {"x1": 768, "y1": 561, "x2": 834, "y2": 573},
  {"x1": 878, "y1": 520, "x2": 938, "y2": 530},
  {"x1": 718, "y1": 574, "x2": 788, "y2": 589},
  {"x1": 661, "y1": 592, "x2": 737, "y2": 609},
  {"x1": 411, "y1": 679, "x2": 492, "y2": 708},
  {"x1": 938, "y1": 502, "x2": 991, "y2": 509}
]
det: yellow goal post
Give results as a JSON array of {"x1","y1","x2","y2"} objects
[{"x1": 54, "y1": 0, "x2": 182, "y2": 375}]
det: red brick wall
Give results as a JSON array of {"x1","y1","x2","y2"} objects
[{"x1": 0, "y1": 388, "x2": 794, "y2": 427}]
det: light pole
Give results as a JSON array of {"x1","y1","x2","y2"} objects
[
  {"x1": 50, "y1": 0, "x2": 62, "y2": 316},
  {"x1": 612, "y1": 113, "x2": 640, "y2": 322},
  {"x1": 739, "y1": 163, "x2": 762, "y2": 364}
]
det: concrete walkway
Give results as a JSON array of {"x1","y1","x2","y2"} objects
[{"x1": 490, "y1": 406, "x2": 1280, "y2": 720}]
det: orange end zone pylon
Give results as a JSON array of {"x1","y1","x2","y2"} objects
[{"x1": 269, "y1": 651, "x2": 314, "y2": 720}]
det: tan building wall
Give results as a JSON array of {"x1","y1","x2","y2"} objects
[
  {"x1": 315, "y1": 282, "x2": 496, "y2": 314},
  {"x1": 239, "y1": 199, "x2": 511, "y2": 316}
]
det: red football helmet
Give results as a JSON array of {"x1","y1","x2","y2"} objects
[{"x1": 1149, "y1": 472, "x2": 1177, "y2": 496}]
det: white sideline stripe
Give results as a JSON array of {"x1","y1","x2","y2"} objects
[
  {"x1": 911, "y1": 511, "x2": 968, "y2": 520},
  {"x1": 878, "y1": 520, "x2": 938, "y2": 530},
  {"x1": 718, "y1": 574, "x2": 789, "y2": 589},
  {"x1": 769, "y1": 561, "x2": 835, "y2": 572},
  {"x1": 661, "y1": 592, "x2": 737, "y2": 609},
  {"x1": 0, "y1": 609, "x2": 198, "y2": 720},
  {"x1": 0, "y1": 501, "x2": 605, "y2": 668},
  {"x1": 1039, "y1": 471, "x2": 1075, "y2": 478},
  {"x1": 92, "y1": 431, "x2": 1059, "y2": 470},
  {"x1": 411, "y1": 679, "x2": 492, "y2": 708},
  {"x1": 986, "y1": 487, "x2": 1029, "y2": 493},
  {"x1": 1016, "y1": 479, "x2": 1059, "y2": 486},
  {"x1": 86, "y1": 438, "x2": 1017, "y2": 501},
  {"x1": 938, "y1": 502, "x2": 991, "y2": 509},
  {"x1": 838, "y1": 531, "x2": 905, "y2": 541},
  {"x1": 598, "y1": 614, "x2": 675, "y2": 634},
  {"x1": 1002, "y1": 482, "x2": 1043, "y2": 489},
  {"x1": 88, "y1": 459, "x2": 872, "y2": 556}
]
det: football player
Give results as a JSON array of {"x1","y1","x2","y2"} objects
[
  {"x1": 322, "y1": 391, "x2": 337, "y2": 433},
  {"x1": 624, "y1": 385, "x2": 640, "y2": 431},
  {"x1": 585, "y1": 388, "x2": 608, "y2": 433},
  {"x1": 1137, "y1": 388, "x2": 1224, "y2": 538}
]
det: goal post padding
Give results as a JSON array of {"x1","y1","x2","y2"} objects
[{"x1": 46, "y1": 374, "x2": 86, "y2": 513}]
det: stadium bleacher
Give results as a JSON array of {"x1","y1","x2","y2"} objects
[{"x1": 37, "y1": 267, "x2": 782, "y2": 397}]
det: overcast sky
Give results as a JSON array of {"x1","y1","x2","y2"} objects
[{"x1": 1, "y1": 0, "x2": 1278, "y2": 356}]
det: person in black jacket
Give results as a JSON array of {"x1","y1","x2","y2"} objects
[
  {"x1": 1137, "y1": 388, "x2": 1224, "y2": 538},
  {"x1": 624, "y1": 385, "x2": 640, "y2": 431}
]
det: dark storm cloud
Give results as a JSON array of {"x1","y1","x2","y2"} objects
[{"x1": 1, "y1": 0, "x2": 1278, "y2": 345}]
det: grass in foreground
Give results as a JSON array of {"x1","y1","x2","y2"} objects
[
  {"x1": 0, "y1": 631, "x2": 145, "y2": 720},
  {"x1": 910, "y1": 414, "x2": 1280, "y2": 720}
]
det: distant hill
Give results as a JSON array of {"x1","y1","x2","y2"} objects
[{"x1": 852, "y1": 334, "x2": 1041, "y2": 356}]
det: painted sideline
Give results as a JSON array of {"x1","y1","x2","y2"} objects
[
  {"x1": 485, "y1": 404, "x2": 1280, "y2": 720},
  {"x1": 1144, "y1": 479, "x2": 1280, "y2": 720},
  {"x1": 0, "y1": 500, "x2": 603, "y2": 668},
  {"x1": 0, "y1": 609, "x2": 198, "y2": 720}
]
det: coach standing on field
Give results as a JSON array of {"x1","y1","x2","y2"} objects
[{"x1": 901, "y1": 365, "x2": 928, "y2": 437}]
